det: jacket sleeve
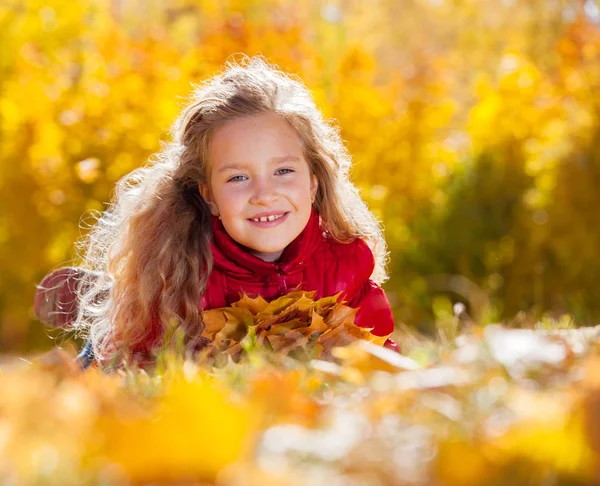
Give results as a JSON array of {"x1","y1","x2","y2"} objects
[
  {"x1": 346, "y1": 279, "x2": 401, "y2": 353},
  {"x1": 347, "y1": 279, "x2": 395, "y2": 336},
  {"x1": 340, "y1": 239, "x2": 400, "y2": 352}
]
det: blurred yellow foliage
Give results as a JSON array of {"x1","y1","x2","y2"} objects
[
  {"x1": 98, "y1": 378, "x2": 255, "y2": 483},
  {"x1": 2, "y1": 0, "x2": 600, "y2": 350}
]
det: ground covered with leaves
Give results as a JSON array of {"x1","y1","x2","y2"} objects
[{"x1": 2, "y1": 292, "x2": 600, "y2": 485}]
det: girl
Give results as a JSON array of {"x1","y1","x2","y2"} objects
[{"x1": 34, "y1": 56, "x2": 400, "y2": 368}]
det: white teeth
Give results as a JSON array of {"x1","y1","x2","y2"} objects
[{"x1": 251, "y1": 213, "x2": 285, "y2": 223}]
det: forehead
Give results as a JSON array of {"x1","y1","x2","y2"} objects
[{"x1": 208, "y1": 113, "x2": 305, "y2": 170}]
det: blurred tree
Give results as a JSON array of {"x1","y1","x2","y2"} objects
[{"x1": 1, "y1": 0, "x2": 600, "y2": 351}]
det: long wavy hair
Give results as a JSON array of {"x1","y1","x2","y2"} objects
[{"x1": 73, "y1": 55, "x2": 389, "y2": 363}]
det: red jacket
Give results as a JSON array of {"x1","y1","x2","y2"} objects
[
  {"x1": 34, "y1": 209, "x2": 399, "y2": 355},
  {"x1": 206, "y1": 208, "x2": 398, "y2": 351}
]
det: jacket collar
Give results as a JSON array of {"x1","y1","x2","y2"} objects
[{"x1": 210, "y1": 208, "x2": 324, "y2": 278}]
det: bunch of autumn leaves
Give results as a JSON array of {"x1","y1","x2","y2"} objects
[{"x1": 196, "y1": 290, "x2": 387, "y2": 364}]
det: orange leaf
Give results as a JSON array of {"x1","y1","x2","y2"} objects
[
  {"x1": 230, "y1": 293, "x2": 269, "y2": 315},
  {"x1": 298, "y1": 312, "x2": 328, "y2": 340},
  {"x1": 268, "y1": 318, "x2": 309, "y2": 336},
  {"x1": 222, "y1": 307, "x2": 255, "y2": 328},
  {"x1": 201, "y1": 309, "x2": 228, "y2": 340},
  {"x1": 259, "y1": 296, "x2": 297, "y2": 316},
  {"x1": 319, "y1": 323, "x2": 357, "y2": 353},
  {"x1": 212, "y1": 308, "x2": 255, "y2": 347},
  {"x1": 267, "y1": 334, "x2": 300, "y2": 353},
  {"x1": 324, "y1": 304, "x2": 358, "y2": 328},
  {"x1": 315, "y1": 291, "x2": 344, "y2": 314}
]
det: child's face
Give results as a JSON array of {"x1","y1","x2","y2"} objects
[{"x1": 199, "y1": 113, "x2": 318, "y2": 262}]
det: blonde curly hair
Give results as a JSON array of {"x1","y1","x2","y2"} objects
[{"x1": 74, "y1": 55, "x2": 389, "y2": 363}]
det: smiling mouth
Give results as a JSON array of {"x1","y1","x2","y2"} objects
[{"x1": 248, "y1": 212, "x2": 288, "y2": 223}]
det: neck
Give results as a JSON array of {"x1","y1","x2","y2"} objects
[{"x1": 248, "y1": 248, "x2": 284, "y2": 262}]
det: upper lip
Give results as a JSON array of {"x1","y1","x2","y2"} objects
[{"x1": 248, "y1": 211, "x2": 288, "y2": 219}]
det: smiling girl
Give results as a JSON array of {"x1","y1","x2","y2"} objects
[
  {"x1": 200, "y1": 112, "x2": 318, "y2": 263},
  {"x1": 34, "y1": 56, "x2": 400, "y2": 367}
]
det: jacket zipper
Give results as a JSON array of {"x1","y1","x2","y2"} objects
[{"x1": 276, "y1": 265, "x2": 288, "y2": 295}]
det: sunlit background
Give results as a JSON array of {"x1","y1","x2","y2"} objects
[{"x1": 1, "y1": 0, "x2": 600, "y2": 353}]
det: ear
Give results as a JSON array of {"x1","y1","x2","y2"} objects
[
  {"x1": 310, "y1": 173, "x2": 318, "y2": 203},
  {"x1": 198, "y1": 182, "x2": 219, "y2": 216}
]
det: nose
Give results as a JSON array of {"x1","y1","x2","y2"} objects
[{"x1": 249, "y1": 177, "x2": 279, "y2": 206}]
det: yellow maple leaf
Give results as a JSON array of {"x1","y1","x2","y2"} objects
[
  {"x1": 324, "y1": 304, "x2": 358, "y2": 329},
  {"x1": 200, "y1": 308, "x2": 228, "y2": 341},
  {"x1": 231, "y1": 293, "x2": 269, "y2": 315},
  {"x1": 199, "y1": 291, "x2": 388, "y2": 362}
]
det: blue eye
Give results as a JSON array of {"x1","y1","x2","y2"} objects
[
  {"x1": 227, "y1": 175, "x2": 247, "y2": 183},
  {"x1": 227, "y1": 169, "x2": 293, "y2": 183},
  {"x1": 276, "y1": 168, "x2": 294, "y2": 175}
]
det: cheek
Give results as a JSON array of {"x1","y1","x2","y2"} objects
[
  {"x1": 213, "y1": 184, "x2": 248, "y2": 214},
  {"x1": 286, "y1": 178, "x2": 314, "y2": 199},
  {"x1": 211, "y1": 180, "x2": 234, "y2": 199}
]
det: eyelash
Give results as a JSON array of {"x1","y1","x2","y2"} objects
[{"x1": 227, "y1": 168, "x2": 295, "y2": 183}]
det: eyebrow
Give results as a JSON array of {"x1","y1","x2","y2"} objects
[{"x1": 216, "y1": 155, "x2": 301, "y2": 174}]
